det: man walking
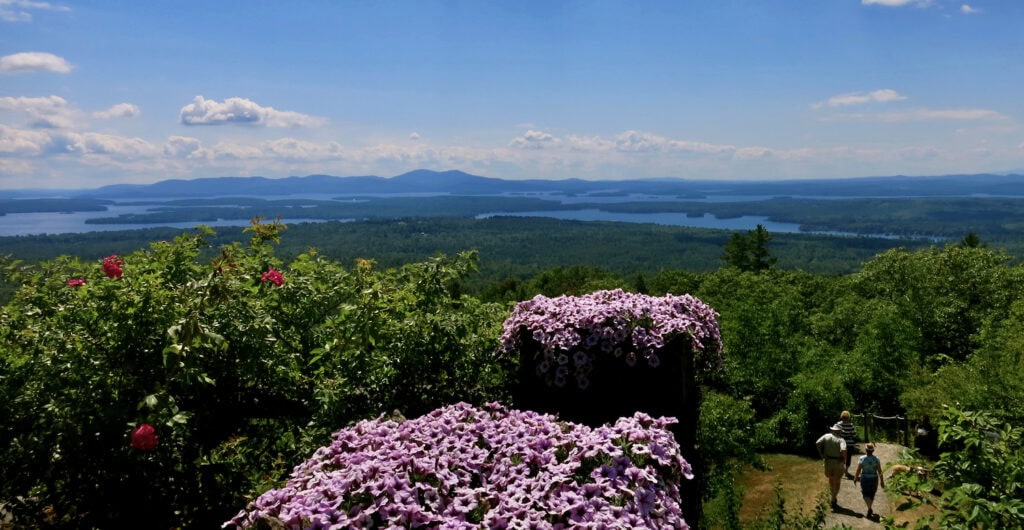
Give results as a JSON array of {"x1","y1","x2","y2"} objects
[
  {"x1": 816, "y1": 422, "x2": 848, "y2": 510},
  {"x1": 838, "y1": 411, "x2": 858, "y2": 478}
]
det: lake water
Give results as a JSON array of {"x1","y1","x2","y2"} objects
[
  {"x1": 477, "y1": 209, "x2": 805, "y2": 232},
  {"x1": 0, "y1": 194, "x2": 917, "y2": 239},
  {"x1": 475, "y1": 209, "x2": 890, "y2": 238},
  {"x1": 0, "y1": 204, "x2": 334, "y2": 237}
]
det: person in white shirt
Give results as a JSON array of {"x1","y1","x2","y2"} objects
[{"x1": 816, "y1": 422, "x2": 848, "y2": 509}]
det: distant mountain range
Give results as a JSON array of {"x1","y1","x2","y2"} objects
[{"x1": 47, "y1": 169, "x2": 1024, "y2": 199}]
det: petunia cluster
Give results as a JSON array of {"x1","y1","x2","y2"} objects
[
  {"x1": 67, "y1": 278, "x2": 86, "y2": 287},
  {"x1": 225, "y1": 402, "x2": 692, "y2": 529},
  {"x1": 500, "y1": 289, "x2": 722, "y2": 389},
  {"x1": 261, "y1": 267, "x2": 285, "y2": 286},
  {"x1": 102, "y1": 255, "x2": 123, "y2": 279}
]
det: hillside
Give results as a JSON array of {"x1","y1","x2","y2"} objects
[{"x1": 59, "y1": 170, "x2": 1024, "y2": 200}]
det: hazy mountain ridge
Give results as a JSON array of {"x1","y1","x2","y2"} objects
[{"x1": 69, "y1": 170, "x2": 1024, "y2": 200}]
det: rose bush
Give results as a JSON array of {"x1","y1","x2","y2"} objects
[
  {"x1": 0, "y1": 219, "x2": 512, "y2": 528},
  {"x1": 226, "y1": 402, "x2": 692, "y2": 530}
]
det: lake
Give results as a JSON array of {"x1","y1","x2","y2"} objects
[
  {"x1": 0, "y1": 194, "x2": 919, "y2": 238},
  {"x1": 477, "y1": 209, "x2": 809, "y2": 232},
  {"x1": 0, "y1": 204, "x2": 336, "y2": 237}
]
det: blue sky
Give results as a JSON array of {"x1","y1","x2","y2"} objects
[{"x1": 1, "y1": 0, "x2": 1022, "y2": 188}]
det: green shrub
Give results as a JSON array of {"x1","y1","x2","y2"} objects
[
  {"x1": 0, "y1": 220, "x2": 512, "y2": 528},
  {"x1": 889, "y1": 405, "x2": 1024, "y2": 529}
]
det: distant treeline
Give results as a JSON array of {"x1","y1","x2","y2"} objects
[
  {"x1": 0, "y1": 217, "x2": 940, "y2": 299},
  {"x1": 0, "y1": 197, "x2": 110, "y2": 215}
]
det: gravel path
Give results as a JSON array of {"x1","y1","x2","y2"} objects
[{"x1": 823, "y1": 442, "x2": 905, "y2": 529}]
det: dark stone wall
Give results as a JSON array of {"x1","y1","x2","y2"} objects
[{"x1": 514, "y1": 332, "x2": 703, "y2": 525}]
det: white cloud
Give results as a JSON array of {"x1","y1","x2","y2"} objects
[
  {"x1": 0, "y1": 124, "x2": 157, "y2": 158},
  {"x1": 2, "y1": 119, "x2": 1021, "y2": 186},
  {"x1": 72, "y1": 132, "x2": 159, "y2": 158},
  {"x1": 509, "y1": 129, "x2": 562, "y2": 149},
  {"x1": 178, "y1": 95, "x2": 326, "y2": 127},
  {"x1": 898, "y1": 146, "x2": 941, "y2": 160},
  {"x1": 961, "y1": 4, "x2": 980, "y2": 14},
  {"x1": 92, "y1": 103, "x2": 140, "y2": 119},
  {"x1": 513, "y1": 129, "x2": 736, "y2": 156},
  {"x1": 263, "y1": 138, "x2": 344, "y2": 160},
  {"x1": 825, "y1": 108, "x2": 1009, "y2": 122},
  {"x1": 0, "y1": 51, "x2": 72, "y2": 73},
  {"x1": 614, "y1": 130, "x2": 735, "y2": 155},
  {"x1": 0, "y1": 9, "x2": 28, "y2": 21},
  {"x1": 812, "y1": 89, "x2": 907, "y2": 109},
  {"x1": 163, "y1": 136, "x2": 204, "y2": 158},
  {"x1": 409, "y1": 132, "x2": 420, "y2": 140},
  {"x1": 566, "y1": 135, "x2": 615, "y2": 152},
  {"x1": 0, "y1": 158, "x2": 35, "y2": 176},
  {"x1": 733, "y1": 147, "x2": 775, "y2": 160},
  {"x1": 0, "y1": 95, "x2": 78, "y2": 128},
  {"x1": 204, "y1": 141, "x2": 264, "y2": 159},
  {"x1": 0, "y1": 0, "x2": 69, "y2": 23},
  {"x1": 861, "y1": 0, "x2": 932, "y2": 6},
  {"x1": 0, "y1": 123, "x2": 50, "y2": 155}
]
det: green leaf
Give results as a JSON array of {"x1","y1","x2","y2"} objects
[{"x1": 167, "y1": 412, "x2": 190, "y2": 426}]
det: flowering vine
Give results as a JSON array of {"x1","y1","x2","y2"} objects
[
  {"x1": 226, "y1": 402, "x2": 691, "y2": 529},
  {"x1": 501, "y1": 289, "x2": 722, "y2": 389}
]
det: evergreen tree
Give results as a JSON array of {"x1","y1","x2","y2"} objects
[
  {"x1": 960, "y1": 232, "x2": 986, "y2": 248},
  {"x1": 721, "y1": 224, "x2": 776, "y2": 272}
]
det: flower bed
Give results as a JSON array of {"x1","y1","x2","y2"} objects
[
  {"x1": 500, "y1": 289, "x2": 722, "y2": 391},
  {"x1": 225, "y1": 403, "x2": 692, "y2": 529},
  {"x1": 500, "y1": 290, "x2": 721, "y2": 524}
]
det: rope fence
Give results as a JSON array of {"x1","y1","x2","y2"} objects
[{"x1": 854, "y1": 412, "x2": 913, "y2": 446}]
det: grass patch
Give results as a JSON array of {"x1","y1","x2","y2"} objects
[
  {"x1": 735, "y1": 454, "x2": 829, "y2": 525},
  {"x1": 887, "y1": 492, "x2": 941, "y2": 528}
]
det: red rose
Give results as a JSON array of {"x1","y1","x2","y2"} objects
[
  {"x1": 67, "y1": 278, "x2": 86, "y2": 287},
  {"x1": 130, "y1": 423, "x2": 159, "y2": 452},
  {"x1": 260, "y1": 267, "x2": 285, "y2": 286},
  {"x1": 102, "y1": 255, "x2": 123, "y2": 279}
]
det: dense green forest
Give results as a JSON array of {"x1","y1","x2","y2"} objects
[
  {"x1": 0, "y1": 217, "x2": 936, "y2": 303},
  {"x1": 0, "y1": 219, "x2": 1021, "y2": 528}
]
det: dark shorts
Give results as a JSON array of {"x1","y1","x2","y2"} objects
[{"x1": 860, "y1": 476, "x2": 879, "y2": 500}]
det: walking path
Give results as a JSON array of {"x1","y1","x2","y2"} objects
[{"x1": 824, "y1": 442, "x2": 904, "y2": 529}]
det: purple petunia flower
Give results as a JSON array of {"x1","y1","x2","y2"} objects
[
  {"x1": 500, "y1": 290, "x2": 722, "y2": 389},
  {"x1": 225, "y1": 403, "x2": 691, "y2": 529}
]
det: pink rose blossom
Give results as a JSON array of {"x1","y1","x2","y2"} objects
[
  {"x1": 130, "y1": 423, "x2": 159, "y2": 452},
  {"x1": 260, "y1": 267, "x2": 285, "y2": 286},
  {"x1": 102, "y1": 255, "x2": 123, "y2": 279}
]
